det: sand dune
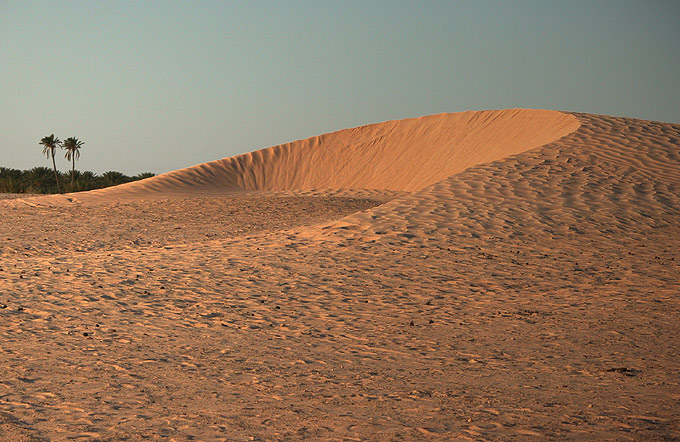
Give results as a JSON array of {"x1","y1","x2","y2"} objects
[
  {"x1": 311, "y1": 112, "x2": 680, "y2": 242},
  {"x1": 1, "y1": 109, "x2": 679, "y2": 441},
  {"x1": 6, "y1": 108, "x2": 579, "y2": 205}
]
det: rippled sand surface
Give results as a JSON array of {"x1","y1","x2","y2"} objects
[{"x1": 1, "y1": 110, "x2": 678, "y2": 441}]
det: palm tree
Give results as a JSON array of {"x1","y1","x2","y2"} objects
[
  {"x1": 101, "y1": 171, "x2": 126, "y2": 187},
  {"x1": 134, "y1": 172, "x2": 156, "y2": 180},
  {"x1": 0, "y1": 167, "x2": 24, "y2": 193},
  {"x1": 76, "y1": 170, "x2": 99, "y2": 191},
  {"x1": 39, "y1": 134, "x2": 62, "y2": 193},
  {"x1": 63, "y1": 137, "x2": 84, "y2": 190},
  {"x1": 64, "y1": 170, "x2": 81, "y2": 191},
  {"x1": 24, "y1": 166, "x2": 55, "y2": 193}
]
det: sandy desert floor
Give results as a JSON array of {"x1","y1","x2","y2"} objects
[{"x1": 1, "y1": 110, "x2": 679, "y2": 441}]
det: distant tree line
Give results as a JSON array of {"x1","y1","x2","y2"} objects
[
  {"x1": 0, "y1": 134, "x2": 155, "y2": 194},
  {"x1": 0, "y1": 167, "x2": 156, "y2": 194}
]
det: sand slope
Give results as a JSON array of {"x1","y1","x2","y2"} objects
[
  {"x1": 1, "y1": 109, "x2": 679, "y2": 441},
  {"x1": 312, "y1": 111, "x2": 680, "y2": 242},
  {"x1": 7, "y1": 108, "x2": 579, "y2": 205}
]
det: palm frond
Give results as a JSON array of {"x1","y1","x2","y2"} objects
[{"x1": 63, "y1": 137, "x2": 84, "y2": 159}]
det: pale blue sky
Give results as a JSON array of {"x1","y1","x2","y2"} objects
[{"x1": 1, "y1": 0, "x2": 678, "y2": 174}]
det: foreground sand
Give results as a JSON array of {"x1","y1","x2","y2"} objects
[{"x1": 1, "y1": 110, "x2": 679, "y2": 441}]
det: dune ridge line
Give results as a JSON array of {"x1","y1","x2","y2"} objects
[{"x1": 9, "y1": 109, "x2": 580, "y2": 205}]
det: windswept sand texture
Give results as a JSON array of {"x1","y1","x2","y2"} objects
[
  {"x1": 7, "y1": 109, "x2": 579, "y2": 205},
  {"x1": 1, "y1": 109, "x2": 679, "y2": 441}
]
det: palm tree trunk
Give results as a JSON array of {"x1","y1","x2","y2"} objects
[
  {"x1": 51, "y1": 149, "x2": 61, "y2": 193},
  {"x1": 72, "y1": 156, "x2": 75, "y2": 190}
]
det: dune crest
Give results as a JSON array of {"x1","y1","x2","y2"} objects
[
  {"x1": 308, "y1": 111, "x2": 680, "y2": 242},
  {"x1": 8, "y1": 109, "x2": 579, "y2": 205},
  {"x1": 1, "y1": 110, "x2": 679, "y2": 441}
]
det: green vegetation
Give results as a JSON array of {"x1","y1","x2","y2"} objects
[
  {"x1": 0, "y1": 167, "x2": 156, "y2": 194},
  {"x1": 62, "y1": 137, "x2": 84, "y2": 189},
  {"x1": 0, "y1": 134, "x2": 156, "y2": 194},
  {"x1": 38, "y1": 134, "x2": 63, "y2": 193}
]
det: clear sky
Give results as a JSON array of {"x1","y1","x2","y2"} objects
[{"x1": 2, "y1": 0, "x2": 679, "y2": 175}]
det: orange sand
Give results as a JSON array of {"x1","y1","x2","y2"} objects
[{"x1": 0, "y1": 109, "x2": 678, "y2": 441}]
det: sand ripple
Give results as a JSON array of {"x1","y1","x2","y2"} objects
[{"x1": 0, "y1": 110, "x2": 678, "y2": 441}]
